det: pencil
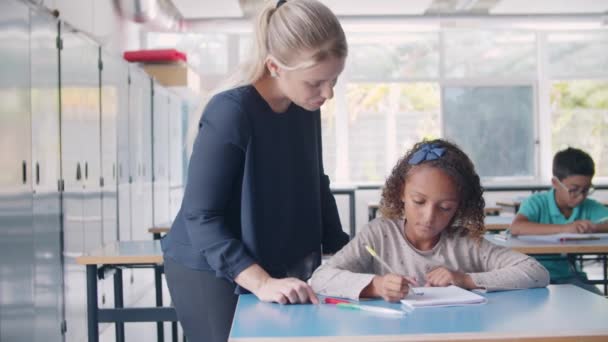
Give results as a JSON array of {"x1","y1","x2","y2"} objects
[{"x1": 364, "y1": 244, "x2": 422, "y2": 295}]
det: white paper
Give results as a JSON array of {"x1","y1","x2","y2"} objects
[
  {"x1": 516, "y1": 233, "x2": 608, "y2": 243},
  {"x1": 400, "y1": 285, "x2": 487, "y2": 309}
]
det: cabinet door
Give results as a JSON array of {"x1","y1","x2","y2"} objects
[
  {"x1": 129, "y1": 68, "x2": 153, "y2": 241},
  {"x1": 60, "y1": 23, "x2": 102, "y2": 342},
  {"x1": 153, "y1": 84, "x2": 170, "y2": 226},
  {"x1": 169, "y1": 97, "x2": 185, "y2": 219},
  {"x1": 30, "y1": 9, "x2": 63, "y2": 342},
  {"x1": 101, "y1": 50, "x2": 128, "y2": 245},
  {"x1": 117, "y1": 69, "x2": 132, "y2": 241},
  {"x1": 0, "y1": 1, "x2": 34, "y2": 341}
]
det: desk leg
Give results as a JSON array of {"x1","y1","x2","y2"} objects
[
  {"x1": 155, "y1": 265, "x2": 165, "y2": 342},
  {"x1": 172, "y1": 321, "x2": 178, "y2": 342},
  {"x1": 86, "y1": 265, "x2": 99, "y2": 342},
  {"x1": 114, "y1": 268, "x2": 125, "y2": 342},
  {"x1": 602, "y1": 253, "x2": 608, "y2": 296},
  {"x1": 348, "y1": 193, "x2": 356, "y2": 238}
]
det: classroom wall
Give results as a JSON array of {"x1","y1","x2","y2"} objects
[{"x1": 36, "y1": 0, "x2": 142, "y2": 52}]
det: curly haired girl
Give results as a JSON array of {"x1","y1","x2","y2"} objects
[{"x1": 311, "y1": 139, "x2": 549, "y2": 302}]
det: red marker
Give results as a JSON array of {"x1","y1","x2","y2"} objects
[{"x1": 324, "y1": 297, "x2": 350, "y2": 305}]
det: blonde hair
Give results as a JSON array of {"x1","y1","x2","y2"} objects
[{"x1": 187, "y1": 0, "x2": 347, "y2": 154}]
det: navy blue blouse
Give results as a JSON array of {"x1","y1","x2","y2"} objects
[{"x1": 161, "y1": 85, "x2": 349, "y2": 292}]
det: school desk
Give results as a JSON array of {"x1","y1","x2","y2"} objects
[
  {"x1": 149, "y1": 224, "x2": 171, "y2": 240},
  {"x1": 228, "y1": 284, "x2": 608, "y2": 341},
  {"x1": 330, "y1": 186, "x2": 357, "y2": 237},
  {"x1": 76, "y1": 240, "x2": 177, "y2": 342},
  {"x1": 484, "y1": 215, "x2": 512, "y2": 231},
  {"x1": 486, "y1": 234, "x2": 608, "y2": 294}
]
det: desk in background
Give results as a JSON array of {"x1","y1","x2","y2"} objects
[
  {"x1": 229, "y1": 285, "x2": 608, "y2": 341},
  {"x1": 486, "y1": 234, "x2": 608, "y2": 294},
  {"x1": 76, "y1": 240, "x2": 177, "y2": 342},
  {"x1": 330, "y1": 186, "x2": 357, "y2": 237},
  {"x1": 484, "y1": 215, "x2": 513, "y2": 231}
]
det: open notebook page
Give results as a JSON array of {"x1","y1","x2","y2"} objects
[{"x1": 401, "y1": 285, "x2": 487, "y2": 309}]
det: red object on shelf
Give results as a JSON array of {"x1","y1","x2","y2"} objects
[{"x1": 123, "y1": 49, "x2": 187, "y2": 63}]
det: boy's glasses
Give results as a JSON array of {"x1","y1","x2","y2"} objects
[{"x1": 554, "y1": 177, "x2": 595, "y2": 198}]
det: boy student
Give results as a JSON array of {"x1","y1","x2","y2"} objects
[{"x1": 511, "y1": 147, "x2": 608, "y2": 294}]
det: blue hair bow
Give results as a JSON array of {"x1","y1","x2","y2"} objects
[{"x1": 408, "y1": 143, "x2": 446, "y2": 165}]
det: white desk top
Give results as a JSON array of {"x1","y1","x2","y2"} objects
[{"x1": 76, "y1": 240, "x2": 163, "y2": 265}]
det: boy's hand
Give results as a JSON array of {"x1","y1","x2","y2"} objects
[
  {"x1": 369, "y1": 274, "x2": 415, "y2": 302},
  {"x1": 564, "y1": 220, "x2": 595, "y2": 234},
  {"x1": 425, "y1": 267, "x2": 472, "y2": 288}
]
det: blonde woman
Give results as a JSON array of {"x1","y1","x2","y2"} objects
[{"x1": 161, "y1": 0, "x2": 349, "y2": 340}]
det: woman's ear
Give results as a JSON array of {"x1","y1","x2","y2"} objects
[{"x1": 266, "y1": 57, "x2": 280, "y2": 78}]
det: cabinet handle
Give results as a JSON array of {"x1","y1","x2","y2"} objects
[
  {"x1": 22, "y1": 161, "x2": 27, "y2": 184},
  {"x1": 85, "y1": 162, "x2": 88, "y2": 180},
  {"x1": 76, "y1": 163, "x2": 81, "y2": 181},
  {"x1": 36, "y1": 162, "x2": 40, "y2": 185}
]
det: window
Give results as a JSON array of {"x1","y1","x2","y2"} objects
[
  {"x1": 348, "y1": 33, "x2": 439, "y2": 80},
  {"x1": 547, "y1": 32, "x2": 608, "y2": 78},
  {"x1": 443, "y1": 30, "x2": 536, "y2": 78},
  {"x1": 443, "y1": 85, "x2": 536, "y2": 178},
  {"x1": 551, "y1": 80, "x2": 608, "y2": 177},
  {"x1": 322, "y1": 83, "x2": 440, "y2": 182}
]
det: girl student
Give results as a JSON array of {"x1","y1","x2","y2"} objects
[{"x1": 310, "y1": 139, "x2": 549, "y2": 302}]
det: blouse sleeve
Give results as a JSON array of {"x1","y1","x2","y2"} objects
[
  {"x1": 467, "y1": 238, "x2": 550, "y2": 291},
  {"x1": 310, "y1": 223, "x2": 379, "y2": 299},
  {"x1": 181, "y1": 94, "x2": 256, "y2": 281}
]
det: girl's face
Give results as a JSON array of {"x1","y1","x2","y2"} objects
[
  {"x1": 272, "y1": 54, "x2": 345, "y2": 111},
  {"x1": 402, "y1": 165, "x2": 460, "y2": 246}
]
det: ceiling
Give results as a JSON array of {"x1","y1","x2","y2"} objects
[{"x1": 171, "y1": 0, "x2": 608, "y2": 19}]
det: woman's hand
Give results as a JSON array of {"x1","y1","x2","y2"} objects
[{"x1": 254, "y1": 277, "x2": 319, "y2": 305}]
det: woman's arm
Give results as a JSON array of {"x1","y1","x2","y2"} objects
[
  {"x1": 181, "y1": 95, "x2": 256, "y2": 281},
  {"x1": 310, "y1": 224, "x2": 380, "y2": 300}
]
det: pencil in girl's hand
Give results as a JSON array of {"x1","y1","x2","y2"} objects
[{"x1": 364, "y1": 244, "x2": 422, "y2": 295}]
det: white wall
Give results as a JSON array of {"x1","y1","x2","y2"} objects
[{"x1": 41, "y1": 0, "x2": 143, "y2": 52}]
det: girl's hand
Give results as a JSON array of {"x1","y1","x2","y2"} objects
[
  {"x1": 425, "y1": 267, "x2": 470, "y2": 288},
  {"x1": 366, "y1": 273, "x2": 417, "y2": 302},
  {"x1": 255, "y1": 277, "x2": 319, "y2": 305}
]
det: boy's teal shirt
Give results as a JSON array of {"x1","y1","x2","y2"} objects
[{"x1": 518, "y1": 189, "x2": 608, "y2": 280}]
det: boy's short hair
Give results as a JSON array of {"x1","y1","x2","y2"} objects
[{"x1": 552, "y1": 147, "x2": 595, "y2": 180}]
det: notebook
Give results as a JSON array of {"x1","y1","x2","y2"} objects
[{"x1": 401, "y1": 285, "x2": 487, "y2": 309}]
